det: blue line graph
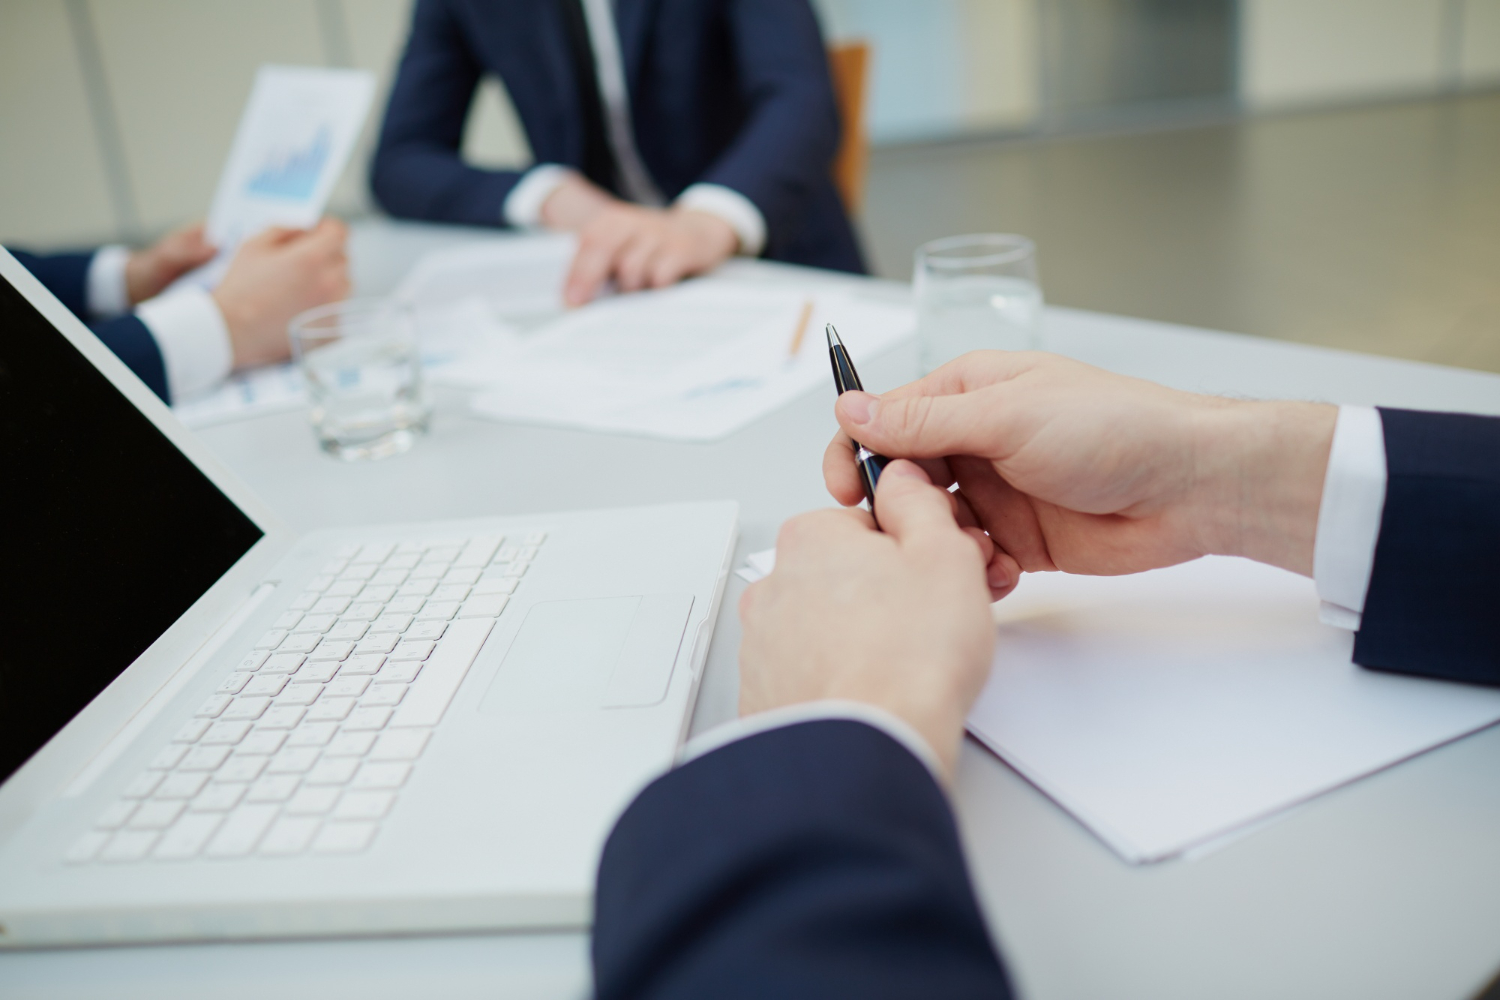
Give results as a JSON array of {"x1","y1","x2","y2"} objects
[{"x1": 245, "y1": 126, "x2": 331, "y2": 200}]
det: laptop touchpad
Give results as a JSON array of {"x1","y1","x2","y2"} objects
[{"x1": 480, "y1": 595, "x2": 694, "y2": 715}]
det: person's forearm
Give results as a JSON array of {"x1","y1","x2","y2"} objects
[{"x1": 1191, "y1": 400, "x2": 1337, "y2": 576}]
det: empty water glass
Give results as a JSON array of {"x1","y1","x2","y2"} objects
[
  {"x1": 914, "y1": 234, "x2": 1043, "y2": 374},
  {"x1": 289, "y1": 299, "x2": 430, "y2": 461}
]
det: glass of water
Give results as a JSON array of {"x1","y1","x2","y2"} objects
[
  {"x1": 289, "y1": 299, "x2": 431, "y2": 461},
  {"x1": 914, "y1": 234, "x2": 1043, "y2": 374}
]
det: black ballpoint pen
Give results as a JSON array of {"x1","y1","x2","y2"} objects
[{"x1": 826, "y1": 323, "x2": 890, "y2": 524}]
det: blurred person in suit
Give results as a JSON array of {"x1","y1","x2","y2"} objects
[
  {"x1": 9, "y1": 220, "x2": 350, "y2": 403},
  {"x1": 370, "y1": 0, "x2": 864, "y2": 307}
]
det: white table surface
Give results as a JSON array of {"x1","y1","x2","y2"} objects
[{"x1": 5, "y1": 220, "x2": 1500, "y2": 1000}]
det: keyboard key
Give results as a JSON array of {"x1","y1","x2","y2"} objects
[
  {"x1": 389, "y1": 640, "x2": 435, "y2": 661},
  {"x1": 100, "y1": 830, "x2": 159, "y2": 863},
  {"x1": 200, "y1": 721, "x2": 253, "y2": 745},
  {"x1": 285, "y1": 722, "x2": 338, "y2": 747},
  {"x1": 386, "y1": 550, "x2": 422, "y2": 568},
  {"x1": 179, "y1": 746, "x2": 232, "y2": 771},
  {"x1": 386, "y1": 595, "x2": 426, "y2": 614},
  {"x1": 272, "y1": 610, "x2": 304, "y2": 630},
  {"x1": 189, "y1": 783, "x2": 246, "y2": 812},
  {"x1": 285, "y1": 786, "x2": 341, "y2": 815},
  {"x1": 519, "y1": 546, "x2": 540, "y2": 561},
  {"x1": 172, "y1": 718, "x2": 212, "y2": 743},
  {"x1": 149, "y1": 744, "x2": 189, "y2": 770},
  {"x1": 358, "y1": 685, "x2": 404, "y2": 708},
  {"x1": 260, "y1": 816, "x2": 320, "y2": 856},
  {"x1": 338, "y1": 654, "x2": 386, "y2": 675},
  {"x1": 356, "y1": 634, "x2": 399, "y2": 654},
  {"x1": 325, "y1": 731, "x2": 377, "y2": 757},
  {"x1": 204, "y1": 804, "x2": 278, "y2": 858},
  {"x1": 243, "y1": 674, "x2": 289, "y2": 697},
  {"x1": 501, "y1": 563, "x2": 528, "y2": 578},
  {"x1": 523, "y1": 531, "x2": 547, "y2": 545},
  {"x1": 404, "y1": 621, "x2": 447, "y2": 642},
  {"x1": 370, "y1": 569, "x2": 408, "y2": 587},
  {"x1": 258, "y1": 705, "x2": 307, "y2": 729},
  {"x1": 321, "y1": 557, "x2": 350, "y2": 575},
  {"x1": 473, "y1": 576, "x2": 519, "y2": 596},
  {"x1": 374, "y1": 661, "x2": 423, "y2": 684},
  {"x1": 217, "y1": 672, "x2": 252, "y2": 694},
  {"x1": 358, "y1": 541, "x2": 396, "y2": 562},
  {"x1": 266, "y1": 748, "x2": 320, "y2": 774},
  {"x1": 293, "y1": 661, "x2": 340, "y2": 683},
  {"x1": 305, "y1": 757, "x2": 360, "y2": 786},
  {"x1": 343, "y1": 602, "x2": 384, "y2": 621},
  {"x1": 127, "y1": 799, "x2": 186, "y2": 830},
  {"x1": 416, "y1": 602, "x2": 459, "y2": 622},
  {"x1": 342, "y1": 707, "x2": 393, "y2": 731},
  {"x1": 237, "y1": 729, "x2": 288, "y2": 755},
  {"x1": 454, "y1": 537, "x2": 501, "y2": 568},
  {"x1": 195, "y1": 695, "x2": 232, "y2": 718},
  {"x1": 398, "y1": 578, "x2": 438, "y2": 596},
  {"x1": 494, "y1": 546, "x2": 519, "y2": 563},
  {"x1": 305, "y1": 697, "x2": 356, "y2": 722},
  {"x1": 312, "y1": 821, "x2": 377, "y2": 855},
  {"x1": 369, "y1": 729, "x2": 431, "y2": 761},
  {"x1": 326, "y1": 676, "x2": 371, "y2": 698},
  {"x1": 254, "y1": 630, "x2": 288, "y2": 650},
  {"x1": 245, "y1": 775, "x2": 300, "y2": 803},
  {"x1": 155, "y1": 771, "x2": 211, "y2": 799},
  {"x1": 288, "y1": 591, "x2": 320, "y2": 611},
  {"x1": 312, "y1": 596, "x2": 351, "y2": 615},
  {"x1": 215, "y1": 756, "x2": 267, "y2": 783},
  {"x1": 327, "y1": 620, "x2": 369, "y2": 641},
  {"x1": 233, "y1": 650, "x2": 271, "y2": 672},
  {"x1": 220, "y1": 698, "x2": 270, "y2": 722},
  {"x1": 308, "y1": 640, "x2": 354, "y2": 662},
  {"x1": 408, "y1": 564, "x2": 447, "y2": 582},
  {"x1": 152, "y1": 814, "x2": 223, "y2": 861},
  {"x1": 368, "y1": 614, "x2": 412, "y2": 634},
  {"x1": 293, "y1": 614, "x2": 337, "y2": 634},
  {"x1": 307, "y1": 575, "x2": 336, "y2": 592},
  {"x1": 121, "y1": 772, "x2": 164, "y2": 798},
  {"x1": 338, "y1": 563, "x2": 377, "y2": 582},
  {"x1": 390, "y1": 619, "x2": 494, "y2": 728},
  {"x1": 278, "y1": 633, "x2": 320, "y2": 654},
  {"x1": 94, "y1": 800, "x2": 137, "y2": 829},
  {"x1": 261, "y1": 653, "x2": 306, "y2": 674},
  {"x1": 333, "y1": 790, "x2": 395, "y2": 821},
  {"x1": 65, "y1": 830, "x2": 110, "y2": 864},
  {"x1": 442, "y1": 567, "x2": 482, "y2": 586},
  {"x1": 358, "y1": 585, "x2": 397, "y2": 604},
  {"x1": 352, "y1": 762, "x2": 411, "y2": 790},
  {"x1": 324, "y1": 580, "x2": 363, "y2": 598},
  {"x1": 459, "y1": 595, "x2": 509, "y2": 619},
  {"x1": 432, "y1": 584, "x2": 471, "y2": 602}
]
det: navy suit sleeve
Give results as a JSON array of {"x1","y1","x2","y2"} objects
[
  {"x1": 1354, "y1": 408, "x2": 1500, "y2": 684},
  {"x1": 7, "y1": 248, "x2": 94, "y2": 317},
  {"x1": 702, "y1": 0, "x2": 844, "y2": 253},
  {"x1": 369, "y1": 0, "x2": 523, "y2": 226},
  {"x1": 593, "y1": 720, "x2": 1013, "y2": 1000}
]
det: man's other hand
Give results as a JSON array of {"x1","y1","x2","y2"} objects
[
  {"x1": 739, "y1": 461, "x2": 998, "y2": 782},
  {"x1": 212, "y1": 219, "x2": 351, "y2": 369},
  {"x1": 824, "y1": 352, "x2": 1336, "y2": 591},
  {"x1": 125, "y1": 223, "x2": 217, "y2": 304},
  {"x1": 562, "y1": 203, "x2": 737, "y2": 306}
]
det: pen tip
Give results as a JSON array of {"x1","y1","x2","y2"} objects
[{"x1": 825, "y1": 323, "x2": 843, "y2": 350}]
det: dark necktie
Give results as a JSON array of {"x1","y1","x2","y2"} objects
[{"x1": 556, "y1": 0, "x2": 621, "y2": 195}]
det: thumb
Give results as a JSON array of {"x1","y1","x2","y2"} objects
[
  {"x1": 872, "y1": 460, "x2": 963, "y2": 546},
  {"x1": 837, "y1": 389, "x2": 998, "y2": 460}
]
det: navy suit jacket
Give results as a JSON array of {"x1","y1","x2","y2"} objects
[
  {"x1": 1355, "y1": 408, "x2": 1500, "y2": 684},
  {"x1": 370, "y1": 0, "x2": 866, "y2": 274},
  {"x1": 594, "y1": 719, "x2": 1013, "y2": 999},
  {"x1": 7, "y1": 249, "x2": 170, "y2": 402}
]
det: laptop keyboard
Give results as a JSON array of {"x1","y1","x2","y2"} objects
[{"x1": 66, "y1": 531, "x2": 546, "y2": 865}]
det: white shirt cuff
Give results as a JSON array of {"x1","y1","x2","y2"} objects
[
  {"x1": 86, "y1": 245, "x2": 132, "y2": 319},
  {"x1": 1314, "y1": 405, "x2": 1388, "y2": 629},
  {"x1": 135, "y1": 287, "x2": 233, "y2": 401},
  {"x1": 679, "y1": 699, "x2": 947, "y2": 785},
  {"x1": 675, "y1": 183, "x2": 767, "y2": 257},
  {"x1": 503, "y1": 164, "x2": 574, "y2": 229}
]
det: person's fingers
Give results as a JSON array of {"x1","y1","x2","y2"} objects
[
  {"x1": 565, "y1": 219, "x2": 633, "y2": 305},
  {"x1": 614, "y1": 231, "x2": 660, "y2": 292},
  {"x1": 949, "y1": 454, "x2": 1057, "y2": 572},
  {"x1": 836, "y1": 387, "x2": 1013, "y2": 461},
  {"x1": 648, "y1": 246, "x2": 693, "y2": 288},
  {"x1": 822, "y1": 432, "x2": 866, "y2": 506},
  {"x1": 986, "y1": 549, "x2": 1022, "y2": 600},
  {"x1": 871, "y1": 460, "x2": 966, "y2": 549}
]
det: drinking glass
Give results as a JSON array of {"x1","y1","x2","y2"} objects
[
  {"x1": 914, "y1": 234, "x2": 1043, "y2": 374},
  {"x1": 289, "y1": 299, "x2": 430, "y2": 460}
]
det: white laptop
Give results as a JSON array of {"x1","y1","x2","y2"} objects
[{"x1": 0, "y1": 249, "x2": 738, "y2": 946}]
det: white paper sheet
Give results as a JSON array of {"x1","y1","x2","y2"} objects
[
  {"x1": 967, "y1": 556, "x2": 1500, "y2": 863},
  {"x1": 469, "y1": 279, "x2": 915, "y2": 441},
  {"x1": 394, "y1": 234, "x2": 577, "y2": 320},
  {"x1": 173, "y1": 363, "x2": 305, "y2": 429}
]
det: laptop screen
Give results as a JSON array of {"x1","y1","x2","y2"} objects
[{"x1": 0, "y1": 273, "x2": 264, "y2": 783}]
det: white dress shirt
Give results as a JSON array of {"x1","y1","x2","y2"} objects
[
  {"x1": 86, "y1": 247, "x2": 233, "y2": 401},
  {"x1": 501, "y1": 0, "x2": 768, "y2": 257}
]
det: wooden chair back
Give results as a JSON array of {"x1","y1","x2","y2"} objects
[{"x1": 827, "y1": 41, "x2": 871, "y2": 216}]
